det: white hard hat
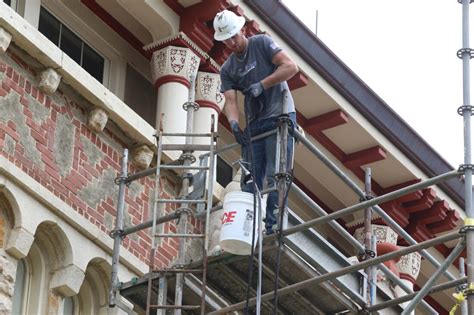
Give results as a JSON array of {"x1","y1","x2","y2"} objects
[{"x1": 213, "y1": 10, "x2": 245, "y2": 41}]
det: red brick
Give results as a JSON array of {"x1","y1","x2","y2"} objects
[
  {"x1": 38, "y1": 90, "x2": 45, "y2": 104},
  {"x1": 32, "y1": 86, "x2": 37, "y2": 99},
  {"x1": 6, "y1": 67, "x2": 12, "y2": 78},
  {"x1": 13, "y1": 72, "x2": 19, "y2": 84},
  {"x1": 25, "y1": 80, "x2": 31, "y2": 94},
  {"x1": 44, "y1": 164, "x2": 60, "y2": 179},
  {"x1": 69, "y1": 169, "x2": 88, "y2": 186},
  {"x1": 14, "y1": 152, "x2": 33, "y2": 169},
  {"x1": 20, "y1": 96, "x2": 29, "y2": 107},
  {"x1": 50, "y1": 178, "x2": 69, "y2": 196},
  {"x1": 0, "y1": 62, "x2": 6, "y2": 72},
  {"x1": 19, "y1": 76, "x2": 25, "y2": 88},
  {"x1": 2, "y1": 81, "x2": 10, "y2": 93}
]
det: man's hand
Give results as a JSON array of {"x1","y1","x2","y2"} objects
[
  {"x1": 230, "y1": 120, "x2": 247, "y2": 145},
  {"x1": 244, "y1": 82, "x2": 264, "y2": 98}
]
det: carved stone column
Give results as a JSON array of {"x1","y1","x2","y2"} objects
[{"x1": 150, "y1": 46, "x2": 200, "y2": 142}]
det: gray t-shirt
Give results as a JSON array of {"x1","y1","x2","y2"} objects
[{"x1": 220, "y1": 34, "x2": 295, "y2": 123}]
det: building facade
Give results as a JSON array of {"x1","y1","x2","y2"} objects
[{"x1": 0, "y1": 0, "x2": 467, "y2": 314}]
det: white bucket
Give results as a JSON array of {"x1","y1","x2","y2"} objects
[{"x1": 220, "y1": 191, "x2": 261, "y2": 255}]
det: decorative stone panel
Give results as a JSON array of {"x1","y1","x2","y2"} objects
[
  {"x1": 38, "y1": 68, "x2": 61, "y2": 95},
  {"x1": 0, "y1": 27, "x2": 12, "y2": 53},
  {"x1": 150, "y1": 46, "x2": 200, "y2": 88},
  {"x1": 397, "y1": 249, "x2": 422, "y2": 284},
  {"x1": 354, "y1": 224, "x2": 398, "y2": 246},
  {"x1": 195, "y1": 72, "x2": 224, "y2": 113}
]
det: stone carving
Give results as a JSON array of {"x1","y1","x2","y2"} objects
[
  {"x1": 131, "y1": 145, "x2": 154, "y2": 171},
  {"x1": 87, "y1": 107, "x2": 108, "y2": 133},
  {"x1": 195, "y1": 72, "x2": 225, "y2": 112},
  {"x1": 0, "y1": 27, "x2": 12, "y2": 53},
  {"x1": 38, "y1": 68, "x2": 61, "y2": 95},
  {"x1": 150, "y1": 46, "x2": 200, "y2": 87},
  {"x1": 397, "y1": 249, "x2": 422, "y2": 284},
  {"x1": 354, "y1": 224, "x2": 398, "y2": 246}
]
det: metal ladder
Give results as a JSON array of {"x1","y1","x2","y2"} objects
[{"x1": 145, "y1": 117, "x2": 216, "y2": 315}]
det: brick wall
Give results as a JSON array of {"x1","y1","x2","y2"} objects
[{"x1": 0, "y1": 51, "x2": 201, "y2": 268}]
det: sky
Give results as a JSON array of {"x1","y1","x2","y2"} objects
[{"x1": 281, "y1": 0, "x2": 471, "y2": 168}]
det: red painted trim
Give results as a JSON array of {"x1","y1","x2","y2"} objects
[
  {"x1": 399, "y1": 273, "x2": 417, "y2": 284},
  {"x1": 343, "y1": 146, "x2": 387, "y2": 169},
  {"x1": 155, "y1": 75, "x2": 190, "y2": 89},
  {"x1": 80, "y1": 0, "x2": 149, "y2": 59},
  {"x1": 196, "y1": 100, "x2": 221, "y2": 113},
  {"x1": 288, "y1": 72, "x2": 309, "y2": 91},
  {"x1": 402, "y1": 188, "x2": 437, "y2": 213},
  {"x1": 304, "y1": 109, "x2": 349, "y2": 132},
  {"x1": 163, "y1": 0, "x2": 184, "y2": 15}
]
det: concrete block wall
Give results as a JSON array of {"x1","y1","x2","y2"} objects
[{"x1": 0, "y1": 50, "x2": 200, "y2": 269}]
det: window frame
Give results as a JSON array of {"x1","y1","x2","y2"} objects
[{"x1": 38, "y1": 6, "x2": 107, "y2": 84}]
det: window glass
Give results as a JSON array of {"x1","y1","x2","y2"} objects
[
  {"x1": 12, "y1": 259, "x2": 26, "y2": 315},
  {"x1": 38, "y1": 7, "x2": 105, "y2": 83},
  {"x1": 216, "y1": 156, "x2": 233, "y2": 187},
  {"x1": 124, "y1": 64, "x2": 157, "y2": 125},
  {"x1": 38, "y1": 8, "x2": 60, "y2": 46},
  {"x1": 62, "y1": 297, "x2": 74, "y2": 315},
  {"x1": 60, "y1": 26, "x2": 82, "y2": 64},
  {"x1": 82, "y1": 44, "x2": 104, "y2": 82}
]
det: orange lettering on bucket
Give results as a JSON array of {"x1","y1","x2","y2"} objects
[{"x1": 221, "y1": 211, "x2": 237, "y2": 224}]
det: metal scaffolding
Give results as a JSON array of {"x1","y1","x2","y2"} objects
[{"x1": 107, "y1": 1, "x2": 474, "y2": 313}]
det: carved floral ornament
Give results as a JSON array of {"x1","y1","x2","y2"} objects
[
  {"x1": 195, "y1": 72, "x2": 225, "y2": 112},
  {"x1": 150, "y1": 46, "x2": 200, "y2": 87}
]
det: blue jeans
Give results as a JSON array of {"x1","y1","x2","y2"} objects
[{"x1": 241, "y1": 113, "x2": 296, "y2": 232}]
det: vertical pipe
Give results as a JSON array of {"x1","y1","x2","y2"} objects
[
  {"x1": 152, "y1": 128, "x2": 166, "y2": 315},
  {"x1": 401, "y1": 239, "x2": 465, "y2": 314},
  {"x1": 174, "y1": 75, "x2": 197, "y2": 314},
  {"x1": 460, "y1": 257, "x2": 468, "y2": 315},
  {"x1": 201, "y1": 117, "x2": 216, "y2": 314},
  {"x1": 363, "y1": 168, "x2": 374, "y2": 306},
  {"x1": 108, "y1": 149, "x2": 129, "y2": 307},
  {"x1": 460, "y1": 0, "x2": 474, "y2": 313},
  {"x1": 273, "y1": 90, "x2": 290, "y2": 313}
]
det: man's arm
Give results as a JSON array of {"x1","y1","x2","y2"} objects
[
  {"x1": 261, "y1": 50, "x2": 298, "y2": 89},
  {"x1": 223, "y1": 89, "x2": 240, "y2": 123}
]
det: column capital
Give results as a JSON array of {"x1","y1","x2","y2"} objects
[
  {"x1": 195, "y1": 72, "x2": 224, "y2": 114},
  {"x1": 150, "y1": 45, "x2": 200, "y2": 89}
]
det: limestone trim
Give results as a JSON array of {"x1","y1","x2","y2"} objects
[
  {"x1": 0, "y1": 155, "x2": 148, "y2": 275},
  {"x1": 0, "y1": 26, "x2": 12, "y2": 53},
  {"x1": 5, "y1": 226, "x2": 34, "y2": 259},
  {"x1": 50, "y1": 264, "x2": 85, "y2": 297}
]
